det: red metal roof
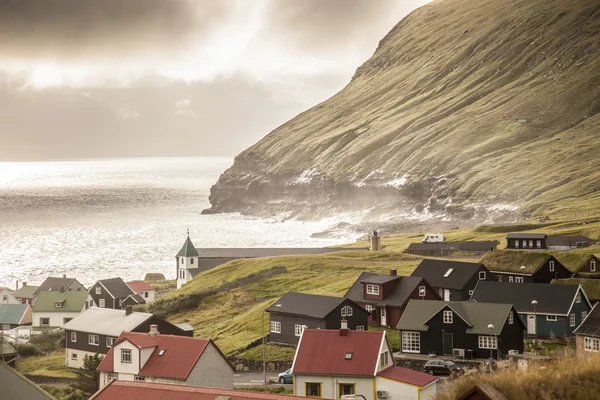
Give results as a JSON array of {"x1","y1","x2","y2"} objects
[
  {"x1": 292, "y1": 329, "x2": 385, "y2": 376},
  {"x1": 91, "y1": 381, "x2": 322, "y2": 400},
  {"x1": 377, "y1": 366, "x2": 438, "y2": 387},
  {"x1": 127, "y1": 281, "x2": 154, "y2": 293},
  {"x1": 97, "y1": 332, "x2": 214, "y2": 380}
]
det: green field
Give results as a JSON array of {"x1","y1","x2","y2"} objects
[{"x1": 16, "y1": 351, "x2": 77, "y2": 380}]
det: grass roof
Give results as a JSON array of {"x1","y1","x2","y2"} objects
[
  {"x1": 552, "y1": 278, "x2": 600, "y2": 301},
  {"x1": 480, "y1": 250, "x2": 551, "y2": 273},
  {"x1": 552, "y1": 253, "x2": 596, "y2": 272}
]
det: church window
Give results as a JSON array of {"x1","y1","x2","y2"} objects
[{"x1": 191, "y1": 258, "x2": 194, "y2": 264}]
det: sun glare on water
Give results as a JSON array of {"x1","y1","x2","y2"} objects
[{"x1": 29, "y1": 64, "x2": 63, "y2": 89}]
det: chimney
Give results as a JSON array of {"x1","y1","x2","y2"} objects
[
  {"x1": 370, "y1": 230, "x2": 381, "y2": 251},
  {"x1": 63, "y1": 274, "x2": 66, "y2": 278},
  {"x1": 149, "y1": 325, "x2": 159, "y2": 337},
  {"x1": 59, "y1": 286, "x2": 65, "y2": 293},
  {"x1": 16, "y1": 280, "x2": 18, "y2": 291},
  {"x1": 340, "y1": 320, "x2": 349, "y2": 336},
  {"x1": 390, "y1": 269, "x2": 397, "y2": 276},
  {"x1": 23, "y1": 282, "x2": 26, "y2": 287},
  {"x1": 125, "y1": 305, "x2": 133, "y2": 315}
]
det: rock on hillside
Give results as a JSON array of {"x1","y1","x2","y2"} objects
[{"x1": 205, "y1": 0, "x2": 600, "y2": 222}]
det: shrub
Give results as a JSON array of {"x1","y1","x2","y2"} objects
[
  {"x1": 28, "y1": 330, "x2": 65, "y2": 355},
  {"x1": 16, "y1": 344, "x2": 39, "y2": 358}
]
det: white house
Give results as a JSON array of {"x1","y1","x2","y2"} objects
[
  {"x1": 292, "y1": 322, "x2": 438, "y2": 400},
  {"x1": 176, "y1": 235, "x2": 201, "y2": 289},
  {"x1": 126, "y1": 281, "x2": 156, "y2": 303},
  {"x1": 32, "y1": 290, "x2": 88, "y2": 328},
  {"x1": 0, "y1": 287, "x2": 19, "y2": 305},
  {"x1": 96, "y1": 327, "x2": 234, "y2": 389}
]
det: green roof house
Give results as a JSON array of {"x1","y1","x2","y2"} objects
[
  {"x1": 32, "y1": 291, "x2": 88, "y2": 329},
  {"x1": 0, "y1": 304, "x2": 32, "y2": 330}
]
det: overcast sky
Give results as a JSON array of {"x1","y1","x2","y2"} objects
[{"x1": 0, "y1": 0, "x2": 430, "y2": 161}]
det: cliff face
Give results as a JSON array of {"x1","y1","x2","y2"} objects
[{"x1": 205, "y1": 0, "x2": 600, "y2": 221}]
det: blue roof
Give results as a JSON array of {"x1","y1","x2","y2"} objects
[{"x1": 0, "y1": 305, "x2": 29, "y2": 325}]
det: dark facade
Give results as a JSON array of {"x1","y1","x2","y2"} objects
[
  {"x1": 519, "y1": 297, "x2": 591, "y2": 338},
  {"x1": 121, "y1": 296, "x2": 144, "y2": 309},
  {"x1": 269, "y1": 299, "x2": 369, "y2": 346},
  {"x1": 89, "y1": 282, "x2": 119, "y2": 309},
  {"x1": 506, "y1": 234, "x2": 547, "y2": 250},
  {"x1": 575, "y1": 256, "x2": 600, "y2": 278},
  {"x1": 493, "y1": 256, "x2": 572, "y2": 284},
  {"x1": 405, "y1": 241, "x2": 499, "y2": 257}
]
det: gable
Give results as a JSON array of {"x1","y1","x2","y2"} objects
[{"x1": 411, "y1": 259, "x2": 486, "y2": 290}]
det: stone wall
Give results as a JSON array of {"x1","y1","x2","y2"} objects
[{"x1": 228, "y1": 357, "x2": 292, "y2": 372}]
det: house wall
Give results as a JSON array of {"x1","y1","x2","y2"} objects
[
  {"x1": 462, "y1": 266, "x2": 495, "y2": 299},
  {"x1": 575, "y1": 334, "x2": 600, "y2": 358},
  {"x1": 324, "y1": 300, "x2": 370, "y2": 331},
  {"x1": 494, "y1": 273, "x2": 534, "y2": 283},
  {"x1": 0, "y1": 290, "x2": 19, "y2": 304},
  {"x1": 66, "y1": 348, "x2": 100, "y2": 368},
  {"x1": 497, "y1": 310, "x2": 525, "y2": 357},
  {"x1": 269, "y1": 314, "x2": 326, "y2": 346},
  {"x1": 506, "y1": 238, "x2": 547, "y2": 249},
  {"x1": 32, "y1": 311, "x2": 80, "y2": 327},
  {"x1": 186, "y1": 342, "x2": 233, "y2": 389},
  {"x1": 112, "y1": 341, "x2": 141, "y2": 375},
  {"x1": 375, "y1": 376, "x2": 424, "y2": 400},
  {"x1": 65, "y1": 329, "x2": 116, "y2": 356},
  {"x1": 575, "y1": 256, "x2": 600, "y2": 278},
  {"x1": 532, "y1": 257, "x2": 572, "y2": 283},
  {"x1": 293, "y1": 374, "x2": 374, "y2": 400},
  {"x1": 66, "y1": 280, "x2": 87, "y2": 292},
  {"x1": 142, "y1": 290, "x2": 155, "y2": 303},
  {"x1": 89, "y1": 282, "x2": 117, "y2": 309}
]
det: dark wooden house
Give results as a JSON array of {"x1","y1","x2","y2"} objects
[
  {"x1": 573, "y1": 303, "x2": 600, "y2": 358},
  {"x1": 266, "y1": 292, "x2": 369, "y2": 346},
  {"x1": 120, "y1": 293, "x2": 146, "y2": 308},
  {"x1": 397, "y1": 300, "x2": 524, "y2": 359},
  {"x1": 505, "y1": 233, "x2": 547, "y2": 250},
  {"x1": 89, "y1": 277, "x2": 135, "y2": 310},
  {"x1": 410, "y1": 259, "x2": 494, "y2": 301},
  {"x1": 471, "y1": 281, "x2": 591, "y2": 339},
  {"x1": 574, "y1": 255, "x2": 600, "y2": 279},
  {"x1": 405, "y1": 241, "x2": 498, "y2": 257},
  {"x1": 344, "y1": 270, "x2": 439, "y2": 328},
  {"x1": 551, "y1": 278, "x2": 600, "y2": 305},
  {"x1": 480, "y1": 250, "x2": 572, "y2": 283}
]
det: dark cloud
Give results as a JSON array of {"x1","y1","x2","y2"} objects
[{"x1": 0, "y1": 0, "x2": 230, "y2": 60}]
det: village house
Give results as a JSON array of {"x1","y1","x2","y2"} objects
[
  {"x1": 405, "y1": 241, "x2": 499, "y2": 257},
  {"x1": 175, "y1": 234, "x2": 367, "y2": 289},
  {"x1": 13, "y1": 283, "x2": 38, "y2": 306},
  {"x1": 96, "y1": 329, "x2": 233, "y2": 389},
  {"x1": 410, "y1": 259, "x2": 493, "y2": 301},
  {"x1": 471, "y1": 281, "x2": 591, "y2": 338},
  {"x1": 0, "y1": 287, "x2": 19, "y2": 304},
  {"x1": 0, "y1": 304, "x2": 32, "y2": 331},
  {"x1": 292, "y1": 324, "x2": 438, "y2": 400},
  {"x1": 505, "y1": 233, "x2": 547, "y2": 249},
  {"x1": 0, "y1": 362, "x2": 55, "y2": 400},
  {"x1": 573, "y1": 255, "x2": 600, "y2": 278},
  {"x1": 344, "y1": 270, "x2": 438, "y2": 328},
  {"x1": 88, "y1": 277, "x2": 136, "y2": 310},
  {"x1": 32, "y1": 290, "x2": 88, "y2": 328},
  {"x1": 552, "y1": 278, "x2": 600, "y2": 305},
  {"x1": 573, "y1": 304, "x2": 600, "y2": 357},
  {"x1": 267, "y1": 293, "x2": 369, "y2": 346},
  {"x1": 62, "y1": 306, "x2": 192, "y2": 368},
  {"x1": 120, "y1": 293, "x2": 146, "y2": 308},
  {"x1": 90, "y1": 380, "x2": 322, "y2": 400},
  {"x1": 33, "y1": 276, "x2": 86, "y2": 296},
  {"x1": 480, "y1": 250, "x2": 572, "y2": 283},
  {"x1": 397, "y1": 300, "x2": 524, "y2": 359},
  {"x1": 126, "y1": 281, "x2": 156, "y2": 302}
]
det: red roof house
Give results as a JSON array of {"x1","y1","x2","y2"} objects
[
  {"x1": 291, "y1": 321, "x2": 437, "y2": 400},
  {"x1": 96, "y1": 327, "x2": 233, "y2": 390},
  {"x1": 90, "y1": 380, "x2": 323, "y2": 400},
  {"x1": 126, "y1": 281, "x2": 156, "y2": 302}
]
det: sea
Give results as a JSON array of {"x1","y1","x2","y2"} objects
[{"x1": 0, "y1": 157, "x2": 349, "y2": 288}]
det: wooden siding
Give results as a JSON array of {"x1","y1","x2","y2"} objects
[
  {"x1": 89, "y1": 282, "x2": 117, "y2": 309},
  {"x1": 269, "y1": 314, "x2": 327, "y2": 346},
  {"x1": 506, "y1": 238, "x2": 547, "y2": 249},
  {"x1": 532, "y1": 257, "x2": 572, "y2": 283}
]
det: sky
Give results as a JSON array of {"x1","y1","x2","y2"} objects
[{"x1": 0, "y1": 0, "x2": 430, "y2": 161}]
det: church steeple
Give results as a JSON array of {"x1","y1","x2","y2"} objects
[
  {"x1": 176, "y1": 232, "x2": 200, "y2": 289},
  {"x1": 177, "y1": 232, "x2": 199, "y2": 258}
]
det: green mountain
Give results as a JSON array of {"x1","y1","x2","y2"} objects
[{"x1": 206, "y1": 0, "x2": 600, "y2": 221}]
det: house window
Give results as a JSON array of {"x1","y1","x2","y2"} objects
[
  {"x1": 509, "y1": 276, "x2": 514, "y2": 283},
  {"x1": 95, "y1": 287, "x2": 101, "y2": 295},
  {"x1": 134, "y1": 376, "x2": 145, "y2": 382},
  {"x1": 365, "y1": 305, "x2": 375, "y2": 312},
  {"x1": 121, "y1": 349, "x2": 132, "y2": 363},
  {"x1": 181, "y1": 258, "x2": 184, "y2": 264},
  {"x1": 144, "y1": 291, "x2": 149, "y2": 298},
  {"x1": 438, "y1": 288, "x2": 444, "y2": 298},
  {"x1": 366, "y1": 284, "x2": 380, "y2": 295},
  {"x1": 549, "y1": 261, "x2": 555, "y2": 272},
  {"x1": 118, "y1": 299, "x2": 122, "y2": 307},
  {"x1": 380, "y1": 351, "x2": 389, "y2": 367},
  {"x1": 508, "y1": 311, "x2": 514, "y2": 324},
  {"x1": 515, "y1": 276, "x2": 524, "y2": 283},
  {"x1": 401, "y1": 331, "x2": 420, "y2": 353},
  {"x1": 99, "y1": 299, "x2": 105, "y2": 308},
  {"x1": 294, "y1": 324, "x2": 304, "y2": 336},
  {"x1": 270, "y1": 321, "x2": 281, "y2": 333},
  {"x1": 106, "y1": 337, "x2": 116, "y2": 347},
  {"x1": 419, "y1": 286, "x2": 426, "y2": 297},
  {"x1": 536, "y1": 240, "x2": 541, "y2": 247},
  {"x1": 584, "y1": 337, "x2": 600, "y2": 352},
  {"x1": 63, "y1": 318, "x2": 72, "y2": 324},
  {"x1": 582, "y1": 311, "x2": 588, "y2": 321},
  {"x1": 529, "y1": 240, "x2": 534, "y2": 247},
  {"x1": 71, "y1": 353, "x2": 77, "y2": 360},
  {"x1": 592, "y1": 260, "x2": 597, "y2": 272},
  {"x1": 190, "y1": 258, "x2": 194, "y2": 264},
  {"x1": 479, "y1": 271, "x2": 486, "y2": 280},
  {"x1": 71, "y1": 332, "x2": 77, "y2": 342},
  {"x1": 546, "y1": 315, "x2": 557, "y2": 321},
  {"x1": 339, "y1": 383, "x2": 355, "y2": 396},
  {"x1": 40, "y1": 318, "x2": 50, "y2": 326},
  {"x1": 570, "y1": 313, "x2": 576, "y2": 327},
  {"x1": 345, "y1": 352, "x2": 353, "y2": 360},
  {"x1": 108, "y1": 373, "x2": 118, "y2": 380},
  {"x1": 89, "y1": 334, "x2": 99, "y2": 346},
  {"x1": 443, "y1": 268, "x2": 454, "y2": 277},
  {"x1": 305, "y1": 383, "x2": 321, "y2": 397},
  {"x1": 515, "y1": 240, "x2": 519, "y2": 249},
  {"x1": 478, "y1": 336, "x2": 497, "y2": 349},
  {"x1": 576, "y1": 292, "x2": 582, "y2": 303},
  {"x1": 443, "y1": 310, "x2": 453, "y2": 324},
  {"x1": 179, "y1": 270, "x2": 185, "y2": 279},
  {"x1": 498, "y1": 275, "x2": 503, "y2": 282},
  {"x1": 2, "y1": 295, "x2": 7, "y2": 301},
  {"x1": 522, "y1": 240, "x2": 527, "y2": 248},
  {"x1": 356, "y1": 325, "x2": 365, "y2": 331},
  {"x1": 341, "y1": 305, "x2": 353, "y2": 317},
  {"x1": 55, "y1": 302, "x2": 62, "y2": 308}
]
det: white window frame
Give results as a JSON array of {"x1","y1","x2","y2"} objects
[
  {"x1": 514, "y1": 240, "x2": 519, "y2": 249},
  {"x1": 591, "y1": 260, "x2": 597, "y2": 272},
  {"x1": 508, "y1": 311, "x2": 514, "y2": 325},
  {"x1": 121, "y1": 349, "x2": 132, "y2": 363},
  {"x1": 356, "y1": 325, "x2": 365, "y2": 331},
  {"x1": 106, "y1": 337, "x2": 115, "y2": 347},
  {"x1": 380, "y1": 351, "x2": 389, "y2": 367},
  {"x1": 270, "y1": 321, "x2": 281, "y2": 333},
  {"x1": 108, "y1": 373, "x2": 118, "y2": 380},
  {"x1": 546, "y1": 315, "x2": 557, "y2": 321},
  {"x1": 478, "y1": 335, "x2": 497, "y2": 349},
  {"x1": 584, "y1": 337, "x2": 600, "y2": 352},
  {"x1": 365, "y1": 305, "x2": 375, "y2": 312},
  {"x1": 479, "y1": 271, "x2": 486, "y2": 280},
  {"x1": 529, "y1": 240, "x2": 534, "y2": 247},
  {"x1": 88, "y1": 334, "x2": 99, "y2": 346},
  {"x1": 71, "y1": 353, "x2": 77, "y2": 360},
  {"x1": 401, "y1": 331, "x2": 420, "y2": 353},
  {"x1": 71, "y1": 332, "x2": 77, "y2": 342},
  {"x1": 570, "y1": 313, "x2": 576, "y2": 327},
  {"x1": 294, "y1": 324, "x2": 304, "y2": 337},
  {"x1": 40, "y1": 317, "x2": 50, "y2": 326},
  {"x1": 443, "y1": 310, "x2": 453, "y2": 324},
  {"x1": 536, "y1": 239, "x2": 541, "y2": 248},
  {"x1": 549, "y1": 261, "x2": 555, "y2": 272},
  {"x1": 134, "y1": 376, "x2": 145, "y2": 382},
  {"x1": 341, "y1": 305, "x2": 353, "y2": 317},
  {"x1": 576, "y1": 292, "x2": 582, "y2": 303},
  {"x1": 366, "y1": 284, "x2": 380, "y2": 295},
  {"x1": 418, "y1": 286, "x2": 426, "y2": 297},
  {"x1": 582, "y1": 311, "x2": 588, "y2": 321},
  {"x1": 99, "y1": 299, "x2": 105, "y2": 308},
  {"x1": 95, "y1": 286, "x2": 101, "y2": 295}
]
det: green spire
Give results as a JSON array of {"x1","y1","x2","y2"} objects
[{"x1": 177, "y1": 233, "x2": 199, "y2": 257}]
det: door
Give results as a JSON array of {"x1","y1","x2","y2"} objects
[
  {"x1": 444, "y1": 289, "x2": 451, "y2": 301},
  {"x1": 443, "y1": 333, "x2": 453, "y2": 355},
  {"x1": 380, "y1": 307, "x2": 387, "y2": 327},
  {"x1": 527, "y1": 315, "x2": 536, "y2": 335}
]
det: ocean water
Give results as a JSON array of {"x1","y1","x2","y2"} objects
[{"x1": 0, "y1": 157, "x2": 346, "y2": 288}]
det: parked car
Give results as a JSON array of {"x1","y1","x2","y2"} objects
[
  {"x1": 278, "y1": 368, "x2": 293, "y2": 384},
  {"x1": 423, "y1": 360, "x2": 464, "y2": 376}
]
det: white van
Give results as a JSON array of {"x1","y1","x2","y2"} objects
[{"x1": 422, "y1": 233, "x2": 446, "y2": 243}]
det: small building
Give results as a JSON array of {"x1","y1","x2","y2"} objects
[
  {"x1": 90, "y1": 380, "x2": 322, "y2": 400},
  {"x1": 410, "y1": 259, "x2": 494, "y2": 301},
  {"x1": 62, "y1": 306, "x2": 192, "y2": 368},
  {"x1": 33, "y1": 276, "x2": 86, "y2": 296},
  {"x1": 505, "y1": 233, "x2": 547, "y2": 250},
  {"x1": 546, "y1": 235, "x2": 597, "y2": 250},
  {"x1": 471, "y1": 281, "x2": 591, "y2": 338},
  {"x1": 32, "y1": 290, "x2": 88, "y2": 328},
  {"x1": 344, "y1": 270, "x2": 439, "y2": 328},
  {"x1": 573, "y1": 304, "x2": 600, "y2": 358},
  {"x1": 13, "y1": 284, "x2": 39, "y2": 306},
  {"x1": 0, "y1": 362, "x2": 55, "y2": 400},
  {"x1": 0, "y1": 288, "x2": 19, "y2": 305},
  {"x1": 89, "y1": 278, "x2": 136, "y2": 310},
  {"x1": 96, "y1": 329, "x2": 234, "y2": 389},
  {"x1": 126, "y1": 281, "x2": 156, "y2": 303},
  {"x1": 552, "y1": 278, "x2": 600, "y2": 304},
  {"x1": 0, "y1": 304, "x2": 32, "y2": 330},
  {"x1": 405, "y1": 241, "x2": 499, "y2": 257},
  {"x1": 292, "y1": 325, "x2": 438, "y2": 400},
  {"x1": 573, "y1": 255, "x2": 600, "y2": 279},
  {"x1": 480, "y1": 250, "x2": 572, "y2": 283},
  {"x1": 267, "y1": 293, "x2": 369, "y2": 346},
  {"x1": 120, "y1": 294, "x2": 146, "y2": 309},
  {"x1": 397, "y1": 300, "x2": 524, "y2": 359}
]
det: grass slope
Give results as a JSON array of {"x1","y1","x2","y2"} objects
[{"x1": 17, "y1": 351, "x2": 77, "y2": 380}]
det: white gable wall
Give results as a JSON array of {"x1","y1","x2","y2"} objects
[
  {"x1": 375, "y1": 376, "x2": 433, "y2": 400},
  {"x1": 185, "y1": 342, "x2": 233, "y2": 389},
  {"x1": 140, "y1": 347, "x2": 155, "y2": 368},
  {"x1": 112, "y1": 341, "x2": 140, "y2": 375},
  {"x1": 376, "y1": 336, "x2": 394, "y2": 373},
  {"x1": 32, "y1": 311, "x2": 81, "y2": 327}
]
